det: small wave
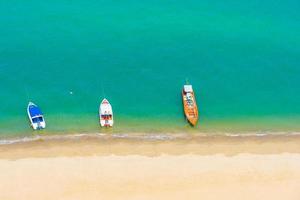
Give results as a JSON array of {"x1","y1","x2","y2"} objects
[
  {"x1": 0, "y1": 136, "x2": 42, "y2": 145},
  {"x1": 0, "y1": 131, "x2": 299, "y2": 145}
]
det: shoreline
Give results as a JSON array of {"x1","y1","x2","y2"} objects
[
  {"x1": 1, "y1": 130, "x2": 300, "y2": 144},
  {"x1": 1, "y1": 133, "x2": 300, "y2": 159}
]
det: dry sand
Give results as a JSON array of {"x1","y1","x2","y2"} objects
[{"x1": 0, "y1": 134, "x2": 299, "y2": 200}]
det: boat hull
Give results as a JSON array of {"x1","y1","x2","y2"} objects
[
  {"x1": 27, "y1": 102, "x2": 46, "y2": 130},
  {"x1": 182, "y1": 89, "x2": 199, "y2": 126},
  {"x1": 99, "y1": 98, "x2": 114, "y2": 127}
]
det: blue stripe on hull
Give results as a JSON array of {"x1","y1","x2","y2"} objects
[{"x1": 28, "y1": 105, "x2": 43, "y2": 118}]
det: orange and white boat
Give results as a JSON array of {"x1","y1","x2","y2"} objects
[{"x1": 182, "y1": 84, "x2": 199, "y2": 126}]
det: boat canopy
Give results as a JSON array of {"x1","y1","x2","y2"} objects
[
  {"x1": 184, "y1": 85, "x2": 193, "y2": 93},
  {"x1": 29, "y1": 105, "x2": 43, "y2": 118},
  {"x1": 32, "y1": 116, "x2": 44, "y2": 123}
]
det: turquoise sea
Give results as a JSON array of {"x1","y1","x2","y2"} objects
[{"x1": 0, "y1": 0, "x2": 300, "y2": 138}]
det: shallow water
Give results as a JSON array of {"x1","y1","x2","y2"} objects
[{"x1": 0, "y1": 0, "x2": 300, "y2": 137}]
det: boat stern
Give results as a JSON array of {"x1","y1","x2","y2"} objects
[
  {"x1": 188, "y1": 118, "x2": 198, "y2": 126},
  {"x1": 32, "y1": 121, "x2": 46, "y2": 130},
  {"x1": 100, "y1": 119, "x2": 113, "y2": 127}
]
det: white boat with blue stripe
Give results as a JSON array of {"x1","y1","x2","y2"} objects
[{"x1": 27, "y1": 102, "x2": 46, "y2": 130}]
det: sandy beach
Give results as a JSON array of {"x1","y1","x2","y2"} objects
[{"x1": 0, "y1": 134, "x2": 299, "y2": 200}]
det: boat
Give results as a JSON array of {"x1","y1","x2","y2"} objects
[
  {"x1": 27, "y1": 102, "x2": 46, "y2": 130},
  {"x1": 99, "y1": 98, "x2": 114, "y2": 127},
  {"x1": 182, "y1": 84, "x2": 199, "y2": 126}
]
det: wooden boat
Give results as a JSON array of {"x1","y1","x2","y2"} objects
[
  {"x1": 27, "y1": 102, "x2": 46, "y2": 130},
  {"x1": 99, "y1": 98, "x2": 114, "y2": 127},
  {"x1": 182, "y1": 85, "x2": 199, "y2": 126}
]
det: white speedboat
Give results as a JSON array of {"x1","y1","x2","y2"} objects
[
  {"x1": 27, "y1": 102, "x2": 46, "y2": 130},
  {"x1": 99, "y1": 98, "x2": 114, "y2": 127}
]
